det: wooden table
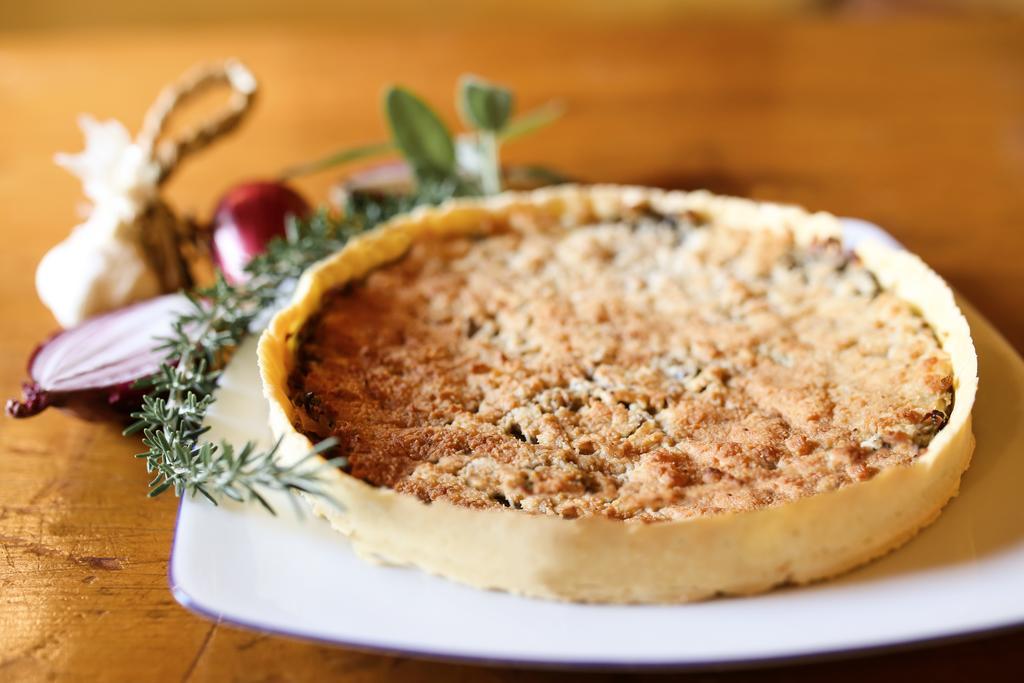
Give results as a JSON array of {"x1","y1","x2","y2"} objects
[{"x1": 1, "y1": 19, "x2": 1022, "y2": 681}]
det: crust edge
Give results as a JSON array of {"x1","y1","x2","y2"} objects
[{"x1": 257, "y1": 184, "x2": 978, "y2": 604}]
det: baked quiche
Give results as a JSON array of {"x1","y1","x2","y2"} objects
[{"x1": 258, "y1": 185, "x2": 977, "y2": 603}]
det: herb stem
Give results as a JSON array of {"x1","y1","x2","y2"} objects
[
  {"x1": 278, "y1": 141, "x2": 394, "y2": 180},
  {"x1": 127, "y1": 212, "x2": 357, "y2": 511},
  {"x1": 479, "y1": 131, "x2": 501, "y2": 195}
]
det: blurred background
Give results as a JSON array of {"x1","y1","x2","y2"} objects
[
  {"x1": 2, "y1": 0, "x2": 1023, "y2": 347},
  {"x1": 2, "y1": 0, "x2": 1024, "y2": 29}
]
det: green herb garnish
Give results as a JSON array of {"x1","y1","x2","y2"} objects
[
  {"x1": 458, "y1": 75, "x2": 513, "y2": 194},
  {"x1": 385, "y1": 86, "x2": 458, "y2": 185},
  {"x1": 126, "y1": 211, "x2": 357, "y2": 512},
  {"x1": 279, "y1": 76, "x2": 565, "y2": 189}
]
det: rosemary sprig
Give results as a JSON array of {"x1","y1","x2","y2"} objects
[{"x1": 124, "y1": 211, "x2": 353, "y2": 511}]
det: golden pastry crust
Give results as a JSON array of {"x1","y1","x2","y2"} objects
[{"x1": 258, "y1": 185, "x2": 977, "y2": 603}]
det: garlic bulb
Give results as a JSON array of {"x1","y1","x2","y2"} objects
[
  {"x1": 37, "y1": 116, "x2": 174, "y2": 327},
  {"x1": 36, "y1": 205, "x2": 165, "y2": 328},
  {"x1": 36, "y1": 60, "x2": 258, "y2": 327}
]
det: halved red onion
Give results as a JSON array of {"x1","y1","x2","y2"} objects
[
  {"x1": 211, "y1": 181, "x2": 310, "y2": 284},
  {"x1": 6, "y1": 294, "x2": 193, "y2": 421}
]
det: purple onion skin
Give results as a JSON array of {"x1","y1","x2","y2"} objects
[
  {"x1": 6, "y1": 294, "x2": 192, "y2": 423},
  {"x1": 211, "y1": 181, "x2": 310, "y2": 284},
  {"x1": 7, "y1": 380, "x2": 145, "y2": 422}
]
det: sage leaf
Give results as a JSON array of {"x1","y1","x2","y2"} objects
[
  {"x1": 459, "y1": 75, "x2": 514, "y2": 133},
  {"x1": 384, "y1": 86, "x2": 456, "y2": 181}
]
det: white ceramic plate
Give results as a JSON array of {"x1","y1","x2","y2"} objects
[{"x1": 170, "y1": 220, "x2": 1024, "y2": 669}]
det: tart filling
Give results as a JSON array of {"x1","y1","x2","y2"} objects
[
  {"x1": 258, "y1": 186, "x2": 977, "y2": 603},
  {"x1": 288, "y1": 205, "x2": 953, "y2": 522}
]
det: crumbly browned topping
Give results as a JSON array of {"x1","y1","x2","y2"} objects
[{"x1": 289, "y1": 207, "x2": 954, "y2": 521}]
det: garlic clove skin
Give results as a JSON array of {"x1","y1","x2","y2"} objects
[
  {"x1": 36, "y1": 210, "x2": 163, "y2": 328},
  {"x1": 55, "y1": 115, "x2": 160, "y2": 218},
  {"x1": 39, "y1": 115, "x2": 171, "y2": 328}
]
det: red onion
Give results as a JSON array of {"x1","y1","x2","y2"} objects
[
  {"x1": 211, "y1": 181, "x2": 310, "y2": 284},
  {"x1": 6, "y1": 294, "x2": 192, "y2": 421}
]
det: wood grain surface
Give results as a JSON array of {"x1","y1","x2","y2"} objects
[{"x1": 1, "y1": 19, "x2": 1022, "y2": 682}]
